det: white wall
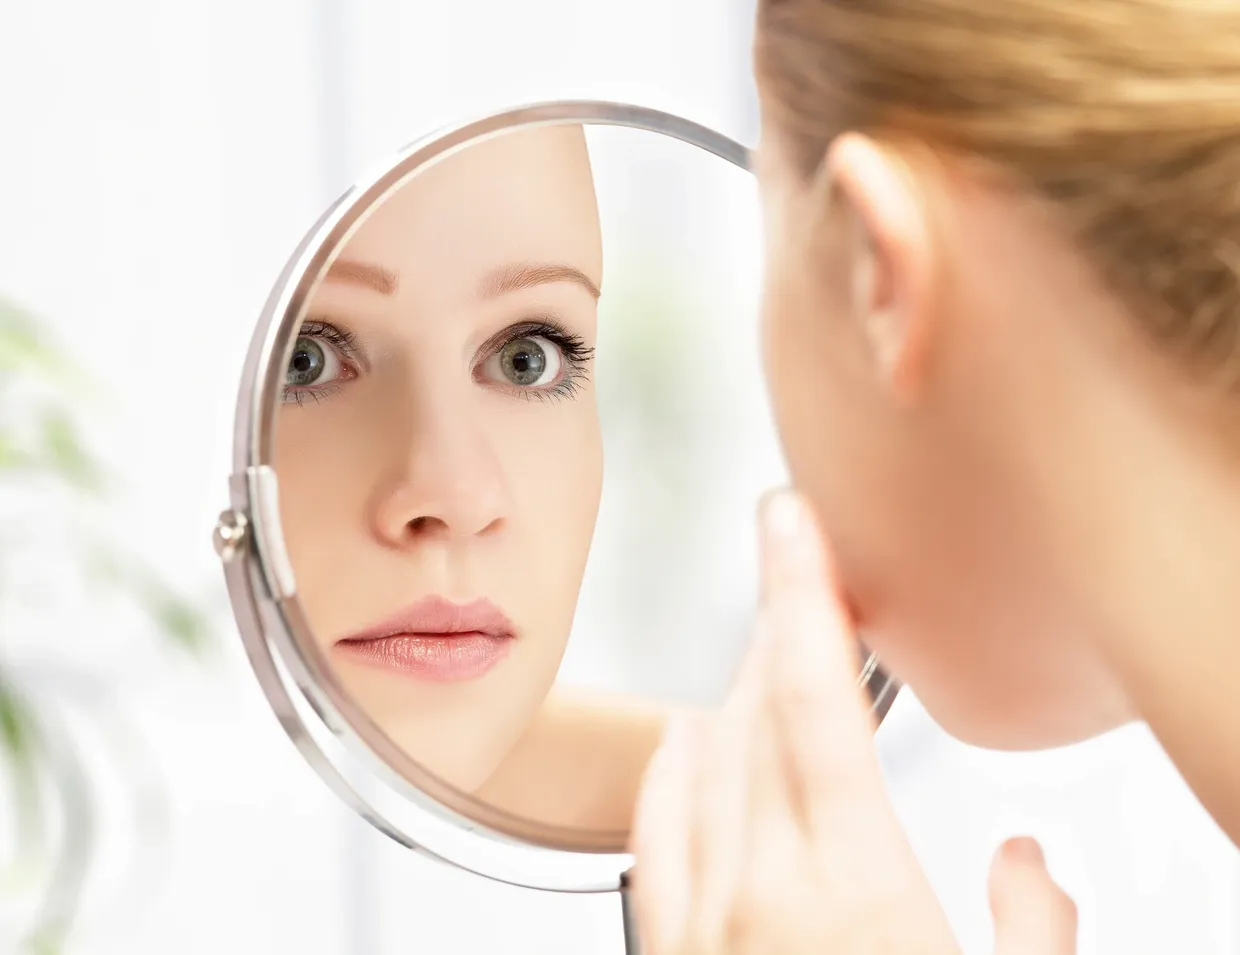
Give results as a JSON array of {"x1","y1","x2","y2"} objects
[{"x1": 0, "y1": 3, "x2": 1235, "y2": 954}]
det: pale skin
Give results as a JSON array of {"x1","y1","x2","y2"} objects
[
  {"x1": 629, "y1": 124, "x2": 1240, "y2": 953},
  {"x1": 276, "y1": 125, "x2": 669, "y2": 832}
]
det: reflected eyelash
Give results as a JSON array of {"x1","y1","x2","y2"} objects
[
  {"x1": 281, "y1": 318, "x2": 359, "y2": 406},
  {"x1": 486, "y1": 319, "x2": 595, "y2": 401},
  {"x1": 297, "y1": 319, "x2": 359, "y2": 358},
  {"x1": 282, "y1": 383, "x2": 346, "y2": 406}
]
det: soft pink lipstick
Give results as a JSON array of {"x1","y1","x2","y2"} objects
[{"x1": 333, "y1": 596, "x2": 516, "y2": 682}]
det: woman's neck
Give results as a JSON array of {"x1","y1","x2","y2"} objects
[{"x1": 1084, "y1": 446, "x2": 1240, "y2": 848}]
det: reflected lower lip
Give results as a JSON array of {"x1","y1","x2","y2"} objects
[{"x1": 333, "y1": 596, "x2": 516, "y2": 683}]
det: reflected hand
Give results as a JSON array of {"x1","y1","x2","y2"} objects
[{"x1": 629, "y1": 489, "x2": 1077, "y2": 955}]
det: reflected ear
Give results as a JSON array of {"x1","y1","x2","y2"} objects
[{"x1": 826, "y1": 134, "x2": 936, "y2": 401}]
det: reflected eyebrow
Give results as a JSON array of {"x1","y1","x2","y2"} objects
[
  {"x1": 324, "y1": 258, "x2": 399, "y2": 295},
  {"x1": 479, "y1": 263, "x2": 601, "y2": 301}
]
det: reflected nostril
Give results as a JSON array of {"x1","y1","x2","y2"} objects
[{"x1": 409, "y1": 516, "x2": 432, "y2": 534}]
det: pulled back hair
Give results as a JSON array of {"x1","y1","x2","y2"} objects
[{"x1": 755, "y1": 0, "x2": 1240, "y2": 387}]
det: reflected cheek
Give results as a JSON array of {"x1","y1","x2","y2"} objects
[
  {"x1": 503, "y1": 437, "x2": 600, "y2": 674},
  {"x1": 504, "y1": 406, "x2": 602, "y2": 541}
]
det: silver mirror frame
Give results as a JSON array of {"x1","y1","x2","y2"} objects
[{"x1": 214, "y1": 99, "x2": 901, "y2": 895}]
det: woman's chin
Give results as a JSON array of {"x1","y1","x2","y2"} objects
[{"x1": 917, "y1": 684, "x2": 1135, "y2": 752}]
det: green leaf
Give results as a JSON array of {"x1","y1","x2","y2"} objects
[
  {"x1": 0, "y1": 430, "x2": 29, "y2": 471},
  {"x1": 0, "y1": 674, "x2": 48, "y2": 874},
  {"x1": 37, "y1": 411, "x2": 103, "y2": 493},
  {"x1": 0, "y1": 299, "x2": 99, "y2": 409},
  {"x1": 0, "y1": 676, "x2": 35, "y2": 758},
  {"x1": 0, "y1": 300, "x2": 67, "y2": 379},
  {"x1": 25, "y1": 933, "x2": 61, "y2": 955},
  {"x1": 81, "y1": 540, "x2": 211, "y2": 655},
  {"x1": 145, "y1": 591, "x2": 211, "y2": 654}
]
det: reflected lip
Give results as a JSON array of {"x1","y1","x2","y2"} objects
[{"x1": 333, "y1": 595, "x2": 517, "y2": 682}]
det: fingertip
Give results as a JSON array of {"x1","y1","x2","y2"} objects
[
  {"x1": 989, "y1": 838, "x2": 1079, "y2": 954},
  {"x1": 1001, "y1": 836, "x2": 1046, "y2": 868},
  {"x1": 760, "y1": 489, "x2": 825, "y2": 575},
  {"x1": 761, "y1": 487, "x2": 805, "y2": 542},
  {"x1": 989, "y1": 836, "x2": 1048, "y2": 902},
  {"x1": 989, "y1": 836, "x2": 1075, "y2": 917},
  {"x1": 758, "y1": 492, "x2": 855, "y2": 680}
]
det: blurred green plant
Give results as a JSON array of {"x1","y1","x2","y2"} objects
[
  {"x1": 0, "y1": 295, "x2": 210, "y2": 954},
  {"x1": 596, "y1": 258, "x2": 701, "y2": 506},
  {"x1": 591, "y1": 258, "x2": 721, "y2": 676}
]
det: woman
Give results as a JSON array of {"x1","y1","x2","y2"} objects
[
  {"x1": 276, "y1": 124, "x2": 665, "y2": 831},
  {"x1": 631, "y1": 1, "x2": 1240, "y2": 952}
]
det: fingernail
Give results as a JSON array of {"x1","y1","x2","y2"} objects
[
  {"x1": 763, "y1": 488, "x2": 805, "y2": 545},
  {"x1": 762, "y1": 489, "x2": 828, "y2": 587},
  {"x1": 1003, "y1": 836, "x2": 1045, "y2": 866}
]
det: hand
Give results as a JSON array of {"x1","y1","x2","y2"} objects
[{"x1": 629, "y1": 489, "x2": 1077, "y2": 954}]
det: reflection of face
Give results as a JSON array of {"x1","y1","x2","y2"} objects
[{"x1": 275, "y1": 127, "x2": 604, "y2": 792}]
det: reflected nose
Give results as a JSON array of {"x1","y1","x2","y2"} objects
[{"x1": 369, "y1": 399, "x2": 510, "y2": 547}]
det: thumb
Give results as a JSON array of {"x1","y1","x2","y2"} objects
[{"x1": 989, "y1": 837, "x2": 1078, "y2": 955}]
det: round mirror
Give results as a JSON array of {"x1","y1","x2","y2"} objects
[{"x1": 216, "y1": 102, "x2": 899, "y2": 896}]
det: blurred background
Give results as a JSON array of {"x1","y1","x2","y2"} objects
[{"x1": 0, "y1": 2, "x2": 1237, "y2": 954}]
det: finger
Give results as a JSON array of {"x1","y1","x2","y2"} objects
[
  {"x1": 688, "y1": 622, "x2": 768, "y2": 948},
  {"x1": 739, "y1": 678, "x2": 809, "y2": 944},
  {"x1": 759, "y1": 489, "x2": 882, "y2": 825},
  {"x1": 989, "y1": 837, "x2": 1079, "y2": 955},
  {"x1": 630, "y1": 714, "x2": 701, "y2": 955},
  {"x1": 744, "y1": 615, "x2": 807, "y2": 870}
]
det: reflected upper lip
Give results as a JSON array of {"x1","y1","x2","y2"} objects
[{"x1": 335, "y1": 595, "x2": 517, "y2": 644}]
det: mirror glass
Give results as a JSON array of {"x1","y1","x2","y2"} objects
[{"x1": 269, "y1": 121, "x2": 779, "y2": 840}]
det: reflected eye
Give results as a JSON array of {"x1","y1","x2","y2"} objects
[
  {"x1": 484, "y1": 336, "x2": 564, "y2": 388},
  {"x1": 475, "y1": 320, "x2": 593, "y2": 400},
  {"x1": 282, "y1": 320, "x2": 360, "y2": 404},
  {"x1": 287, "y1": 337, "x2": 338, "y2": 387}
]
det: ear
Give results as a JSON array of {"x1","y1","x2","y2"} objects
[{"x1": 825, "y1": 134, "x2": 937, "y2": 402}]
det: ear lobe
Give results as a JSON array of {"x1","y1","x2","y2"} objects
[{"x1": 826, "y1": 134, "x2": 936, "y2": 402}]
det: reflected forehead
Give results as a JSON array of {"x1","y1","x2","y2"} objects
[{"x1": 320, "y1": 125, "x2": 602, "y2": 300}]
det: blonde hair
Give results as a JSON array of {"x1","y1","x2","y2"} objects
[{"x1": 755, "y1": 0, "x2": 1240, "y2": 386}]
